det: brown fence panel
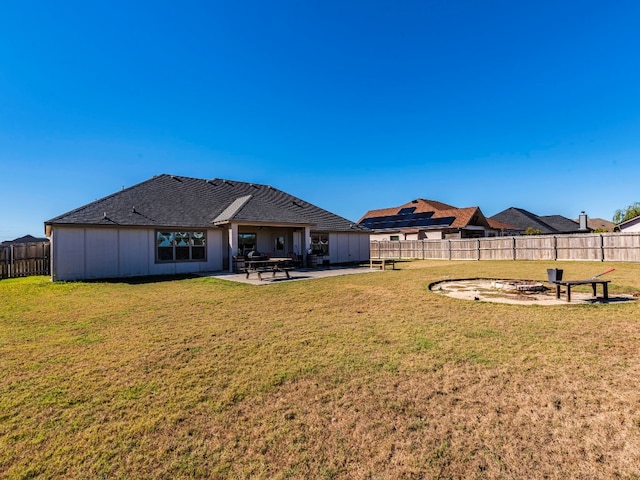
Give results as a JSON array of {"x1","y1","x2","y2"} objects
[
  {"x1": 370, "y1": 233, "x2": 640, "y2": 263},
  {"x1": 556, "y1": 234, "x2": 602, "y2": 261},
  {"x1": 400, "y1": 240, "x2": 423, "y2": 259},
  {"x1": 370, "y1": 241, "x2": 380, "y2": 259},
  {"x1": 0, "y1": 242, "x2": 50, "y2": 279},
  {"x1": 603, "y1": 233, "x2": 640, "y2": 262},
  {"x1": 514, "y1": 236, "x2": 555, "y2": 260},
  {"x1": 0, "y1": 247, "x2": 8, "y2": 279},
  {"x1": 479, "y1": 237, "x2": 514, "y2": 260},
  {"x1": 450, "y1": 239, "x2": 480, "y2": 260},
  {"x1": 423, "y1": 240, "x2": 450, "y2": 260},
  {"x1": 371, "y1": 241, "x2": 401, "y2": 259}
]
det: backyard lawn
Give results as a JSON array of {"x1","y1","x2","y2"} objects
[{"x1": 1, "y1": 260, "x2": 640, "y2": 479}]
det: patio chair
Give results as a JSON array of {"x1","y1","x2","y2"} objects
[{"x1": 288, "y1": 252, "x2": 302, "y2": 267}]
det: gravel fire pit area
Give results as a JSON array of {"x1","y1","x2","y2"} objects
[{"x1": 430, "y1": 278, "x2": 636, "y2": 305}]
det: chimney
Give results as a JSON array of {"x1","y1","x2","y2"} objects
[{"x1": 579, "y1": 211, "x2": 588, "y2": 231}]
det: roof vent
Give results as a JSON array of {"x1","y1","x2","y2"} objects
[
  {"x1": 206, "y1": 179, "x2": 216, "y2": 185},
  {"x1": 103, "y1": 212, "x2": 108, "y2": 219},
  {"x1": 132, "y1": 207, "x2": 137, "y2": 213}
]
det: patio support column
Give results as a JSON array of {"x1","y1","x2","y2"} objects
[
  {"x1": 303, "y1": 226, "x2": 311, "y2": 266},
  {"x1": 228, "y1": 223, "x2": 238, "y2": 272}
]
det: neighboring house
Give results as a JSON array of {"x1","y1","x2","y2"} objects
[
  {"x1": 574, "y1": 217, "x2": 613, "y2": 232},
  {"x1": 44, "y1": 174, "x2": 370, "y2": 281},
  {"x1": 490, "y1": 207, "x2": 590, "y2": 235},
  {"x1": 358, "y1": 199, "x2": 500, "y2": 240},
  {"x1": 615, "y1": 214, "x2": 640, "y2": 233},
  {"x1": 1, "y1": 235, "x2": 49, "y2": 246},
  {"x1": 486, "y1": 218, "x2": 524, "y2": 236}
]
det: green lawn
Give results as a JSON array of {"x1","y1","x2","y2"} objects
[{"x1": 1, "y1": 260, "x2": 640, "y2": 479}]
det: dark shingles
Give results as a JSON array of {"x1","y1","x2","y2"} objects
[
  {"x1": 46, "y1": 175, "x2": 367, "y2": 232},
  {"x1": 490, "y1": 208, "x2": 583, "y2": 234},
  {"x1": 539, "y1": 215, "x2": 582, "y2": 233}
]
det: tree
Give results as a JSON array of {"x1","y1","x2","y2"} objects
[
  {"x1": 612, "y1": 202, "x2": 640, "y2": 225},
  {"x1": 524, "y1": 226, "x2": 542, "y2": 235}
]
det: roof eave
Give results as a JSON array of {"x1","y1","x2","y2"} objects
[{"x1": 213, "y1": 219, "x2": 317, "y2": 228}]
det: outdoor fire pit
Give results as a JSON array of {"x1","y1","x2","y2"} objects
[
  {"x1": 429, "y1": 278, "x2": 635, "y2": 305},
  {"x1": 490, "y1": 280, "x2": 547, "y2": 293}
]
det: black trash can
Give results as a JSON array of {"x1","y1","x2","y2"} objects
[{"x1": 547, "y1": 268, "x2": 563, "y2": 284}]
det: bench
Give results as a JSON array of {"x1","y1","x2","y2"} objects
[
  {"x1": 554, "y1": 280, "x2": 610, "y2": 302},
  {"x1": 370, "y1": 258, "x2": 396, "y2": 270}
]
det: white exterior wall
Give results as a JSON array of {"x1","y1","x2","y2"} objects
[
  {"x1": 368, "y1": 232, "x2": 399, "y2": 242},
  {"x1": 368, "y1": 231, "x2": 442, "y2": 241},
  {"x1": 620, "y1": 218, "x2": 640, "y2": 232},
  {"x1": 424, "y1": 230, "x2": 445, "y2": 240},
  {"x1": 328, "y1": 232, "x2": 370, "y2": 263},
  {"x1": 51, "y1": 227, "x2": 223, "y2": 281}
]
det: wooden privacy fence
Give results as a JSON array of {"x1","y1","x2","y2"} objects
[
  {"x1": 370, "y1": 233, "x2": 640, "y2": 263},
  {"x1": 0, "y1": 242, "x2": 50, "y2": 279}
]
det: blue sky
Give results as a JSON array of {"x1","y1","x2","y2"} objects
[{"x1": 1, "y1": 0, "x2": 639, "y2": 241}]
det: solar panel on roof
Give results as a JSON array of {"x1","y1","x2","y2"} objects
[
  {"x1": 359, "y1": 212, "x2": 454, "y2": 230},
  {"x1": 398, "y1": 207, "x2": 416, "y2": 215}
]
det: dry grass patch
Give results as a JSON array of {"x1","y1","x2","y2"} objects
[{"x1": 1, "y1": 261, "x2": 640, "y2": 478}]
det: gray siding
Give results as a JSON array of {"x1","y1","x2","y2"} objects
[{"x1": 51, "y1": 227, "x2": 223, "y2": 281}]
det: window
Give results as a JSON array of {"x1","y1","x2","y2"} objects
[
  {"x1": 238, "y1": 233, "x2": 256, "y2": 255},
  {"x1": 310, "y1": 233, "x2": 329, "y2": 255},
  {"x1": 390, "y1": 235, "x2": 400, "y2": 241},
  {"x1": 275, "y1": 235, "x2": 285, "y2": 251},
  {"x1": 156, "y1": 231, "x2": 206, "y2": 262}
]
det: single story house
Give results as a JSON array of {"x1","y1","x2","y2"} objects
[
  {"x1": 486, "y1": 218, "x2": 523, "y2": 236},
  {"x1": 1, "y1": 234, "x2": 49, "y2": 246},
  {"x1": 44, "y1": 174, "x2": 370, "y2": 281},
  {"x1": 358, "y1": 199, "x2": 501, "y2": 240},
  {"x1": 615, "y1": 214, "x2": 640, "y2": 233},
  {"x1": 490, "y1": 207, "x2": 591, "y2": 235},
  {"x1": 573, "y1": 217, "x2": 613, "y2": 232}
]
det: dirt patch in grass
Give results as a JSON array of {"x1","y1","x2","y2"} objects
[{"x1": 431, "y1": 278, "x2": 637, "y2": 305}]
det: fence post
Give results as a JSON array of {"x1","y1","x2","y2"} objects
[
  {"x1": 553, "y1": 236, "x2": 557, "y2": 261},
  {"x1": 477, "y1": 239, "x2": 481, "y2": 260},
  {"x1": 512, "y1": 236, "x2": 516, "y2": 260},
  {"x1": 600, "y1": 234, "x2": 605, "y2": 262}
]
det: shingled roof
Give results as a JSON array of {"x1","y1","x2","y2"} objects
[
  {"x1": 358, "y1": 198, "x2": 491, "y2": 231},
  {"x1": 490, "y1": 207, "x2": 584, "y2": 234},
  {"x1": 1, "y1": 234, "x2": 49, "y2": 246},
  {"x1": 45, "y1": 175, "x2": 367, "y2": 233}
]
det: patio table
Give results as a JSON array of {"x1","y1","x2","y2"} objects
[{"x1": 244, "y1": 258, "x2": 295, "y2": 280}]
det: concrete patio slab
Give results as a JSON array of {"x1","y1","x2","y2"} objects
[{"x1": 200, "y1": 266, "x2": 382, "y2": 285}]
